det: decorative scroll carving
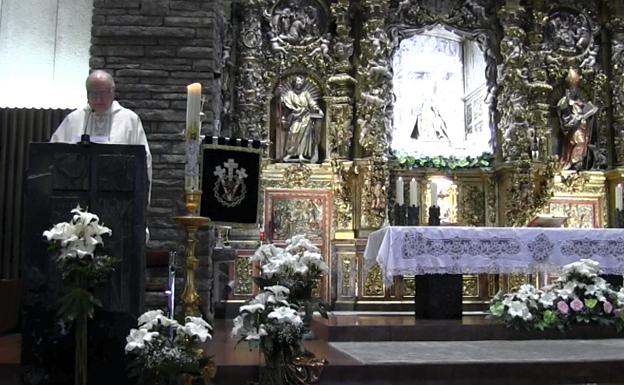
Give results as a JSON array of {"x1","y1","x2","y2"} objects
[
  {"x1": 403, "y1": 276, "x2": 416, "y2": 297},
  {"x1": 283, "y1": 163, "x2": 313, "y2": 188},
  {"x1": 611, "y1": 18, "x2": 624, "y2": 165},
  {"x1": 360, "y1": 156, "x2": 388, "y2": 228},
  {"x1": 556, "y1": 172, "x2": 591, "y2": 193},
  {"x1": 497, "y1": 4, "x2": 531, "y2": 161},
  {"x1": 508, "y1": 273, "x2": 531, "y2": 293},
  {"x1": 235, "y1": 256, "x2": 253, "y2": 295},
  {"x1": 327, "y1": 101, "x2": 353, "y2": 159},
  {"x1": 363, "y1": 263, "x2": 384, "y2": 297},
  {"x1": 235, "y1": 1, "x2": 270, "y2": 140},
  {"x1": 331, "y1": 160, "x2": 353, "y2": 230},
  {"x1": 459, "y1": 184, "x2": 485, "y2": 226},
  {"x1": 462, "y1": 275, "x2": 479, "y2": 298},
  {"x1": 341, "y1": 256, "x2": 353, "y2": 297},
  {"x1": 487, "y1": 176, "x2": 497, "y2": 226},
  {"x1": 505, "y1": 156, "x2": 556, "y2": 227}
]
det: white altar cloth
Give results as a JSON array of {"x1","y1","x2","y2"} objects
[{"x1": 364, "y1": 226, "x2": 624, "y2": 285}]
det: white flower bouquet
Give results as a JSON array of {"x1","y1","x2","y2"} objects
[
  {"x1": 232, "y1": 285, "x2": 304, "y2": 359},
  {"x1": 42, "y1": 205, "x2": 118, "y2": 385},
  {"x1": 125, "y1": 309, "x2": 213, "y2": 384},
  {"x1": 42, "y1": 205, "x2": 117, "y2": 320},
  {"x1": 489, "y1": 259, "x2": 624, "y2": 331},
  {"x1": 251, "y1": 235, "x2": 329, "y2": 319}
]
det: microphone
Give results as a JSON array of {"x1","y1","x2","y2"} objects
[{"x1": 80, "y1": 108, "x2": 93, "y2": 144}]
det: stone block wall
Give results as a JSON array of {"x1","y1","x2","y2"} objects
[{"x1": 90, "y1": 0, "x2": 226, "y2": 251}]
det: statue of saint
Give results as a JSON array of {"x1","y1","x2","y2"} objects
[
  {"x1": 557, "y1": 68, "x2": 598, "y2": 170},
  {"x1": 280, "y1": 76, "x2": 324, "y2": 162}
]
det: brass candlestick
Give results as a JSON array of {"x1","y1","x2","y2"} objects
[{"x1": 175, "y1": 191, "x2": 210, "y2": 317}]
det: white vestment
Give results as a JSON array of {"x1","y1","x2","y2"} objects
[{"x1": 51, "y1": 101, "x2": 153, "y2": 202}]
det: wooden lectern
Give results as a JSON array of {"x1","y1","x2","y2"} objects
[{"x1": 21, "y1": 142, "x2": 147, "y2": 385}]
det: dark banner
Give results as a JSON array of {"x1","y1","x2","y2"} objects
[{"x1": 200, "y1": 142, "x2": 261, "y2": 224}]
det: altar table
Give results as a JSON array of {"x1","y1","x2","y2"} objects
[{"x1": 364, "y1": 226, "x2": 624, "y2": 285}]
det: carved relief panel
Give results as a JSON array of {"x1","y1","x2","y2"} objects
[{"x1": 264, "y1": 188, "x2": 333, "y2": 301}]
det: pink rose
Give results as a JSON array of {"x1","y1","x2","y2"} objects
[
  {"x1": 556, "y1": 300, "x2": 569, "y2": 315},
  {"x1": 603, "y1": 301, "x2": 613, "y2": 314},
  {"x1": 570, "y1": 298, "x2": 584, "y2": 312}
]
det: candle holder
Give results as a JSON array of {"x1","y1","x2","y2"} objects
[
  {"x1": 174, "y1": 191, "x2": 211, "y2": 317},
  {"x1": 428, "y1": 206, "x2": 441, "y2": 226},
  {"x1": 214, "y1": 225, "x2": 232, "y2": 249},
  {"x1": 407, "y1": 205, "x2": 420, "y2": 226},
  {"x1": 393, "y1": 203, "x2": 407, "y2": 225}
]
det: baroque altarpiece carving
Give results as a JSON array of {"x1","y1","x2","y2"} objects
[{"x1": 220, "y1": 0, "x2": 624, "y2": 309}]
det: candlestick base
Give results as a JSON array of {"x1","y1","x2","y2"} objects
[
  {"x1": 393, "y1": 203, "x2": 407, "y2": 226},
  {"x1": 185, "y1": 190, "x2": 202, "y2": 216},
  {"x1": 428, "y1": 206, "x2": 441, "y2": 226},
  {"x1": 407, "y1": 206, "x2": 420, "y2": 226},
  {"x1": 174, "y1": 214, "x2": 210, "y2": 318}
]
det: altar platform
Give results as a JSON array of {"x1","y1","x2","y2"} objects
[{"x1": 4, "y1": 314, "x2": 623, "y2": 385}]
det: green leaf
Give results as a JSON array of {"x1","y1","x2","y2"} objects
[{"x1": 584, "y1": 298, "x2": 597, "y2": 309}]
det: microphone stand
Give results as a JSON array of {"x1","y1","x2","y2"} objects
[{"x1": 80, "y1": 109, "x2": 92, "y2": 145}]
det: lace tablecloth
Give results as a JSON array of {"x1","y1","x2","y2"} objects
[{"x1": 364, "y1": 226, "x2": 624, "y2": 285}]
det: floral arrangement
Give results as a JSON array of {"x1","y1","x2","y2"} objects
[
  {"x1": 43, "y1": 205, "x2": 117, "y2": 385},
  {"x1": 251, "y1": 234, "x2": 329, "y2": 318},
  {"x1": 489, "y1": 259, "x2": 624, "y2": 332},
  {"x1": 232, "y1": 285, "x2": 304, "y2": 355},
  {"x1": 43, "y1": 205, "x2": 117, "y2": 321},
  {"x1": 125, "y1": 309, "x2": 213, "y2": 384}
]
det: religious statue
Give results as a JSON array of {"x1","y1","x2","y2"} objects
[
  {"x1": 280, "y1": 76, "x2": 324, "y2": 163},
  {"x1": 411, "y1": 101, "x2": 450, "y2": 142},
  {"x1": 557, "y1": 68, "x2": 598, "y2": 170}
]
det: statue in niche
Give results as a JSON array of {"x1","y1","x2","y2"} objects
[
  {"x1": 278, "y1": 76, "x2": 324, "y2": 163},
  {"x1": 557, "y1": 68, "x2": 598, "y2": 170}
]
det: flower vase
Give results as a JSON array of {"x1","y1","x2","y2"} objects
[
  {"x1": 75, "y1": 314, "x2": 88, "y2": 385},
  {"x1": 260, "y1": 347, "x2": 287, "y2": 385}
]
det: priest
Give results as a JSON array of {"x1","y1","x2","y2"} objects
[{"x1": 50, "y1": 70, "x2": 152, "y2": 197}]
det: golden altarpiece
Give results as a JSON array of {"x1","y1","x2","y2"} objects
[{"x1": 217, "y1": 0, "x2": 624, "y2": 311}]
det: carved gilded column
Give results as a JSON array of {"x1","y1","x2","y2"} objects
[
  {"x1": 234, "y1": 0, "x2": 269, "y2": 140},
  {"x1": 327, "y1": 0, "x2": 355, "y2": 160},
  {"x1": 609, "y1": 14, "x2": 624, "y2": 165},
  {"x1": 527, "y1": 0, "x2": 552, "y2": 162},
  {"x1": 355, "y1": 1, "x2": 391, "y2": 230},
  {"x1": 497, "y1": 2, "x2": 531, "y2": 162}
]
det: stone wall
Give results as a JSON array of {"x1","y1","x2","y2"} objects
[{"x1": 90, "y1": 0, "x2": 226, "y2": 251}]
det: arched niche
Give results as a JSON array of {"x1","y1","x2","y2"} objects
[
  {"x1": 269, "y1": 74, "x2": 327, "y2": 163},
  {"x1": 390, "y1": 25, "x2": 494, "y2": 159},
  {"x1": 386, "y1": 1, "x2": 501, "y2": 160}
]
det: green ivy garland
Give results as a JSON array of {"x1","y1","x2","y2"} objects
[{"x1": 395, "y1": 152, "x2": 494, "y2": 170}]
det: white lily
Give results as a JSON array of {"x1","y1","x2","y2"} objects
[{"x1": 124, "y1": 328, "x2": 159, "y2": 352}]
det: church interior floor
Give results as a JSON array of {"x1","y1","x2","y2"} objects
[{"x1": 2, "y1": 314, "x2": 624, "y2": 385}]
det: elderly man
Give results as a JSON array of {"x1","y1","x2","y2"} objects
[{"x1": 51, "y1": 70, "x2": 152, "y2": 198}]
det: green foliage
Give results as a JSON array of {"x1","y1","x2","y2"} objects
[{"x1": 396, "y1": 152, "x2": 494, "y2": 170}]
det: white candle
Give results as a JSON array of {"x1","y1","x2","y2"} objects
[
  {"x1": 616, "y1": 183, "x2": 623, "y2": 211},
  {"x1": 396, "y1": 177, "x2": 404, "y2": 206},
  {"x1": 430, "y1": 181, "x2": 438, "y2": 207},
  {"x1": 410, "y1": 178, "x2": 419, "y2": 207},
  {"x1": 185, "y1": 83, "x2": 202, "y2": 191}
]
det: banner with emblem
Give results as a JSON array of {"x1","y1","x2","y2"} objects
[{"x1": 200, "y1": 141, "x2": 261, "y2": 225}]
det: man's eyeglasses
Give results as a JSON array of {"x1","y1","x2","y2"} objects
[{"x1": 87, "y1": 90, "x2": 113, "y2": 98}]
